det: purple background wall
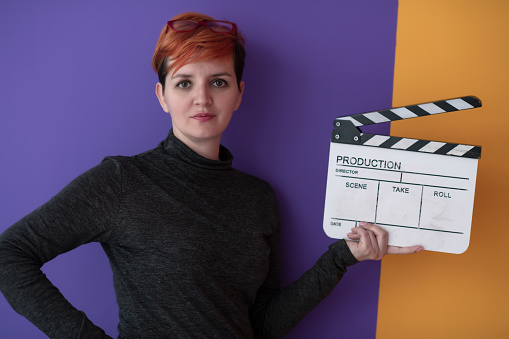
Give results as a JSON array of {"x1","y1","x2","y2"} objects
[{"x1": 0, "y1": 1, "x2": 396, "y2": 337}]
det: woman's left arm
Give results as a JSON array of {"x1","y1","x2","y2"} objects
[{"x1": 249, "y1": 222, "x2": 421, "y2": 339}]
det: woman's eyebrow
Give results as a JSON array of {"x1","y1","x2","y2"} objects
[
  {"x1": 171, "y1": 72, "x2": 232, "y2": 79},
  {"x1": 210, "y1": 72, "x2": 232, "y2": 77},
  {"x1": 171, "y1": 73, "x2": 192, "y2": 79}
]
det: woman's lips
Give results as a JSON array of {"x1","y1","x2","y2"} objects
[{"x1": 192, "y1": 113, "x2": 215, "y2": 122}]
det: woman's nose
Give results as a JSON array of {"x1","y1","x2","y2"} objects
[{"x1": 193, "y1": 84, "x2": 212, "y2": 106}]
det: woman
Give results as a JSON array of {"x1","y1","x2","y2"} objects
[{"x1": 0, "y1": 12, "x2": 421, "y2": 339}]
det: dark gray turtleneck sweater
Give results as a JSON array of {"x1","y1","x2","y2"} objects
[{"x1": 0, "y1": 131, "x2": 358, "y2": 338}]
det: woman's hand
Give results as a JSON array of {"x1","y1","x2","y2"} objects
[{"x1": 346, "y1": 222, "x2": 423, "y2": 261}]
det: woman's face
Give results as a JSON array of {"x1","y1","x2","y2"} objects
[{"x1": 156, "y1": 57, "x2": 244, "y2": 151}]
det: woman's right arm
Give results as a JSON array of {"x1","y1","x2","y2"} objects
[{"x1": 0, "y1": 158, "x2": 122, "y2": 338}]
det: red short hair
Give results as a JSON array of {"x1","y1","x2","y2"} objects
[{"x1": 151, "y1": 12, "x2": 246, "y2": 91}]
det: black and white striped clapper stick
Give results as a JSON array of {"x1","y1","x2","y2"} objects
[{"x1": 332, "y1": 96, "x2": 482, "y2": 159}]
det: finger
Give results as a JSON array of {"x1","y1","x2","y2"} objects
[
  {"x1": 359, "y1": 222, "x2": 388, "y2": 256},
  {"x1": 347, "y1": 232, "x2": 360, "y2": 240},
  {"x1": 352, "y1": 226, "x2": 370, "y2": 247},
  {"x1": 349, "y1": 226, "x2": 364, "y2": 237},
  {"x1": 368, "y1": 230, "x2": 386, "y2": 259},
  {"x1": 366, "y1": 229, "x2": 379, "y2": 251},
  {"x1": 387, "y1": 245, "x2": 423, "y2": 255},
  {"x1": 358, "y1": 222, "x2": 378, "y2": 232},
  {"x1": 359, "y1": 222, "x2": 388, "y2": 239}
]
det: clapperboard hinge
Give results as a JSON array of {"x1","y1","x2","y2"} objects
[{"x1": 331, "y1": 96, "x2": 482, "y2": 159}]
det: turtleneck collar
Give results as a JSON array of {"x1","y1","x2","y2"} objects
[{"x1": 159, "y1": 129, "x2": 233, "y2": 170}]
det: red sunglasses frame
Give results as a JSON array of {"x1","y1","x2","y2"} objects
[{"x1": 165, "y1": 20, "x2": 237, "y2": 34}]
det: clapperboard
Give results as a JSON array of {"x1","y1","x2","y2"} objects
[{"x1": 323, "y1": 96, "x2": 481, "y2": 254}]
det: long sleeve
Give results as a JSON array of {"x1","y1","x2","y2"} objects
[
  {"x1": 1, "y1": 131, "x2": 359, "y2": 338},
  {"x1": 0, "y1": 159, "x2": 122, "y2": 338},
  {"x1": 250, "y1": 223, "x2": 358, "y2": 338}
]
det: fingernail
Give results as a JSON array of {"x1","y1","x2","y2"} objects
[{"x1": 358, "y1": 222, "x2": 366, "y2": 227}]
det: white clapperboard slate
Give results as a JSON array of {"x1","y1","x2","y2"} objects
[{"x1": 323, "y1": 96, "x2": 482, "y2": 254}]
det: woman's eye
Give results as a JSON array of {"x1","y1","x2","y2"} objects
[
  {"x1": 211, "y1": 79, "x2": 228, "y2": 87},
  {"x1": 176, "y1": 81, "x2": 191, "y2": 89}
]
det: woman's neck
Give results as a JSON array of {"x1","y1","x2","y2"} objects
[
  {"x1": 190, "y1": 141, "x2": 220, "y2": 160},
  {"x1": 172, "y1": 130, "x2": 221, "y2": 161}
]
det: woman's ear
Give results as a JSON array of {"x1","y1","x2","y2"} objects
[
  {"x1": 234, "y1": 81, "x2": 245, "y2": 111},
  {"x1": 155, "y1": 82, "x2": 170, "y2": 113}
]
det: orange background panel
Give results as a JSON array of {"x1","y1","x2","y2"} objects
[{"x1": 377, "y1": 0, "x2": 509, "y2": 338}]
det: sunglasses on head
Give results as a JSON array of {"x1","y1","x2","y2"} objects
[{"x1": 166, "y1": 20, "x2": 237, "y2": 34}]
